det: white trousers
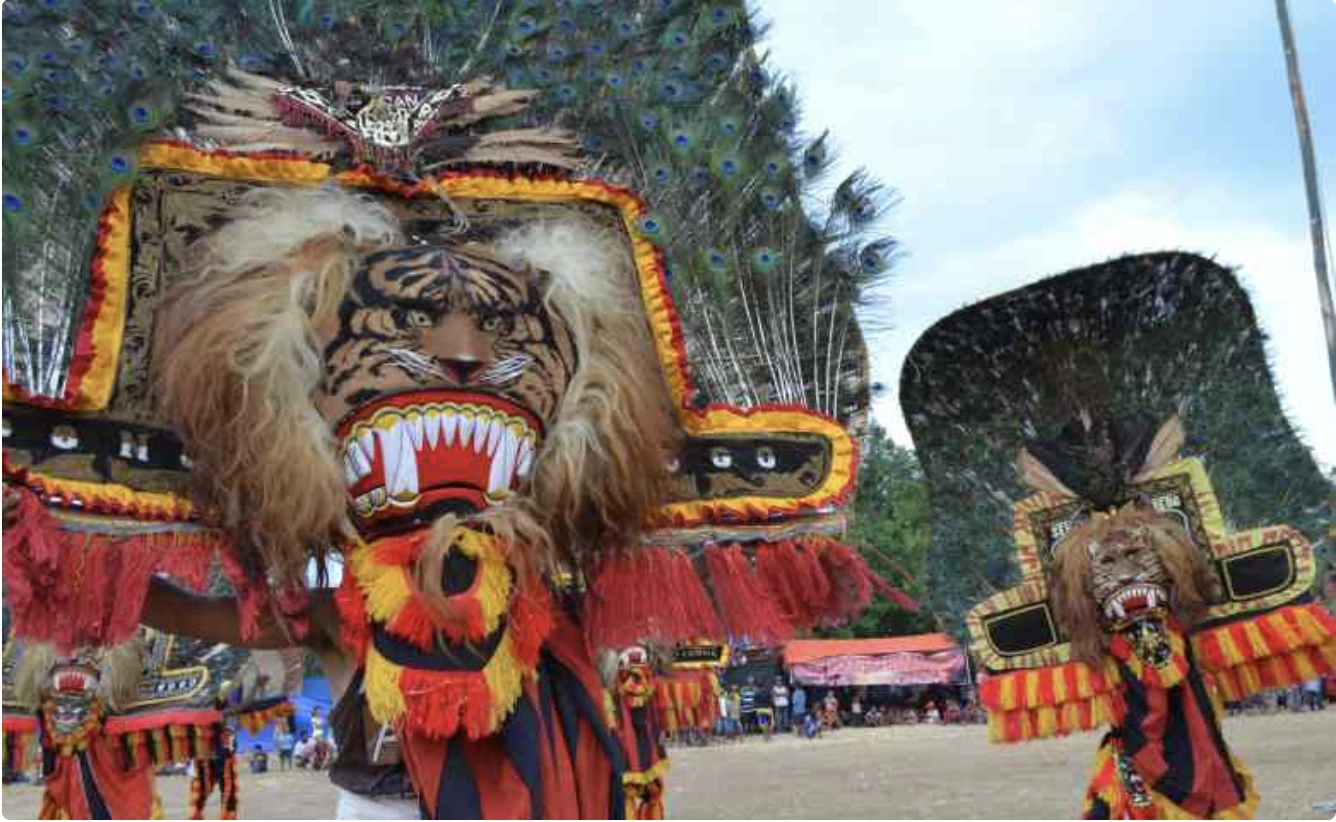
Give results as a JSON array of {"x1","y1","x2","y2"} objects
[{"x1": 334, "y1": 787, "x2": 420, "y2": 820}]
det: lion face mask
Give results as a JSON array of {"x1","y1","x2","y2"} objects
[
  {"x1": 1087, "y1": 522, "x2": 1169, "y2": 627},
  {"x1": 318, "y1": 243, "x2": 578, "y2": 532}
]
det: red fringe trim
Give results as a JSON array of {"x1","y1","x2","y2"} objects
[
  {"x1": 1195, "y1": 603, "x2": 1336, "y2": 701},
  {"x1": 584, "y1": 538, "x2": 908, "y2": 647},
  {"x1": 704, "y1": 543, "x2": 792, "y2": 643},
  {"x1": 105, "y1": 710, "x2": 223, "y2": 735},
  {"x1": 371, "y1": 532, "x2": 426, "y2": 567},
  {"x1": 335, "y1": 566, "x2": 371, "y2": 662},
  {"x1": 386, "y1": 596, "x2": 441, "y2": 652},
  {"x1": 397, "y1": 582, "x2": 554, "y2": 741},
  {"x1": 2, "y1": 488, "x2": 221, "y2": 653},
  {"x1": 2, "y1": 715, "x2": 39, "y2": 734},
  {"x1": 755, "y1": 540, "x2": 832, "y2": 628},
  {"x1": 583, "y1": 547, "x2": 720, "y2": 649},
  {"x1": 399, "y1": 668, "x2": 496, "y2": 741},
  {"x1": 508, "y1": 581, "x2": 556, "y2": 668}
]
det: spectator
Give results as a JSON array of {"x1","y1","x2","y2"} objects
[
  {"x1": 293, "y1": 734, "x2": 313, "y2": 768},
  {"x1": 310, "y1": 736, "x2": 336, "y2": 770},
  {"x1": 757, "y1": 705, "x2": 775, "y2": 740},
  {"x1": 822, "y1": 690, "x2": 840, "y2": 730},
  {"x1": 801, "y1": 710, "x2": 822, "y2": 739},
  {"x1": 725, "y1": 686, "x2": 743, "y2": 741},
  {"x1": 715, "y1": 689, "x2": 730, "y2": 738},
  {"x1": 771, "y1": 677, "x2": 791, "y2": 734},
  {"x1": 248, "y1": 744, "x2": 269, "y2": 774},
  {"x1": 924, "y1": 700, "x2": 941, "y2": 724},
  {"x1": 1287, "y1": 685, "x2": 1304, "y2": 713},
  {"x1": 274, "y1": 721, "x2": 296, "y2": 771},
  {"x1": 739, "y1": 678, "x2": 758, "y2": 734},
  {"x1": 310, "y1": 706, "x2": 326, "y2": 740},
  {"x1": 850, "y1": 694, "x2": 864, "y2": 727},
  {"x1": 1302, "y1": 678, "x2": 1325, "y2": 711},
  {"x1": 791, "y1": 685, "x2": 807, "y2": 732},
  {"x1": 863, "y1": 706, "x2": 881, "y2": 727}
]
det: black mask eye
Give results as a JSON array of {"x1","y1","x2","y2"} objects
[
  {"x1": 480, "y1": 315, "x2": 503, "y2": 333},
  {"x1": 407, "y1": 309, "x2": 433, "y2": 328}
]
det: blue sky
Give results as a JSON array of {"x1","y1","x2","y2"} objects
[{"x1": 759, "y1": 0, "x2": 1336, "y2": 468}]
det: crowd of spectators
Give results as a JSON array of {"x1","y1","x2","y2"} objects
[
  {"x1": 1226, "y1": 679, "x2": 1329, "y2": 715},
  {"x1": 700, "y1": 676, "x2": 985, "y2": 745}
]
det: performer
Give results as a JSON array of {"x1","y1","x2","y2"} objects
[
  {"x1": 188, "y1": 723, "x2": 238, "y2": 821},
  {"x1": 2, "y1": 4, "x2": 907, "y2": 818},
  {"x1": 969, "y1": 412, "x2": 1336, "y2": 819},
  {"x1": 902, "y1": 252, "x2": 1336, "y2": 820},
  {"x1": 608, "y1": 647, "x2": 669, "y2": 820},
  {"x1": 19, "y1": 640, "x2": 165, "y2": 820}
]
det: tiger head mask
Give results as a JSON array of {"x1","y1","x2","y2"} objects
[
  {"x1": 156, "y1": 185, "x2": 675, "y2": 582},
  {"x1": 319, "y1": 243, "x2": 579, "y2": 533}
]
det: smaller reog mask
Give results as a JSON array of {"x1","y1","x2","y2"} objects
[{"x1": 1088, "y1": 525, "x2": 1170, "y2": 627}]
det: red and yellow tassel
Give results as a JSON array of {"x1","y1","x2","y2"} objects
[{"x1": 1193, "y1": 602, "x2": 1336, "y2": 701}]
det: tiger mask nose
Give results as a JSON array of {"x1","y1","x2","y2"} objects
[
  {"x1": 440, "y1": 357, "x2": 484, "y2": 384},
  {"x1": 421, "y1": 313, "x2": 495, "y2": 385}
]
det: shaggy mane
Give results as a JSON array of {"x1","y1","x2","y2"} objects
[
  {"x1": 16, "y1": 639, "x2": 145, "y2": 711},
  {"x1": 1048, "y1": 504, "x2": 1221, "y2": 666}
]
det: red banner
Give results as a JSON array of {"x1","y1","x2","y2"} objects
[{"x1": 790, "y1": 650, "x2": 967, "y2": 686}]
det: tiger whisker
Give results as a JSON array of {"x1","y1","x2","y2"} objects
[
  {"x1": 388, "y1": 348, "x2": 448, "y2": 381},
  {"x1": 479, "y1": 355, "x2": 531, "y2": 385}
]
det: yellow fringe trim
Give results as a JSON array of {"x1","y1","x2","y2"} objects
[
  {"x1": 363, "y1": 644, "x2": 408, "y2": 727},
  {"x1": 481, "y1": 630, "x2": 527, "y2": 731},
  {"x1": 348, "y1": 541, "x2": 412, "y2": 624},
  {"x1": 623, "y1": 757, "x2": 672, "y2": 786},
  {"x1": 9, "y1": 467, "x2": 198, "y2": 520}
]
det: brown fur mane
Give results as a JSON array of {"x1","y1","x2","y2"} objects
[{"x1": 1048, "y1": 504, "x2": 1221, "y2": 666}]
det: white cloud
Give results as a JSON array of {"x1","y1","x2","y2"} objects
[
  {"x1": 756, "y1": 0, "x2": 1334, "y2": 469},
  {"x1": 758, "y1": 0, "x2": 1271, "y2": 231},
  {"x1": 869, "y1": 187, "x2": 1336, "y2": 468}
]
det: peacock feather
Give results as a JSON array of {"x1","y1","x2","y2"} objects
[{"x1": 2, "y1": 0, "x2": 896, "y2": 426}]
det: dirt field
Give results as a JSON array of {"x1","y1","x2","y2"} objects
[{"x1": 3, "y1": 711, "x2": 1332, "y2": 819}]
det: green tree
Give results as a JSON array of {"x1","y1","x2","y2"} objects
[{"x1": 820, "y1": 422, "x2": 939, "y2": 638}]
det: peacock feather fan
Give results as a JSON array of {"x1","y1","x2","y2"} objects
[{"x1": 2, "y1": 0, "x2": 896, "y2": 428}]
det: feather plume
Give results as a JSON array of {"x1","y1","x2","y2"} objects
[
  {"x1": 1134, "y1": 412, "x2": 1186, "y2": 481},
  {"x1": 1017, "y1": 447, "x2": 1076, "y2": 497}
]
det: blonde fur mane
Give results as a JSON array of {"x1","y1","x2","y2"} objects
[{"x1": 156, "y1": 185, "x2": 674, "y2": 585}]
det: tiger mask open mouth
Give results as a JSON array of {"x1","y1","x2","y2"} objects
[{"x1": 336, "y1": 388, "x2": 542, "y2": 531}]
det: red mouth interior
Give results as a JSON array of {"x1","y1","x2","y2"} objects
[
  {"x1": 53, "y1": 667, "x2": 97, "y2": 693},
  {"x1": 335, "y1": 389, "x2": 542, "y2": 529},
  {"x1": 1104, "y1": 583, "x2": 1168, "y2": 621}
]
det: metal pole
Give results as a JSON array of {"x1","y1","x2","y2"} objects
[{"x1": 1274, "y1": 0, "x2": 1336, "y2": 402}]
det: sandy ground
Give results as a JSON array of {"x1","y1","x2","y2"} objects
[{"x1": 3, "y1": 711, "x2": 1332, "y2": 819}]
